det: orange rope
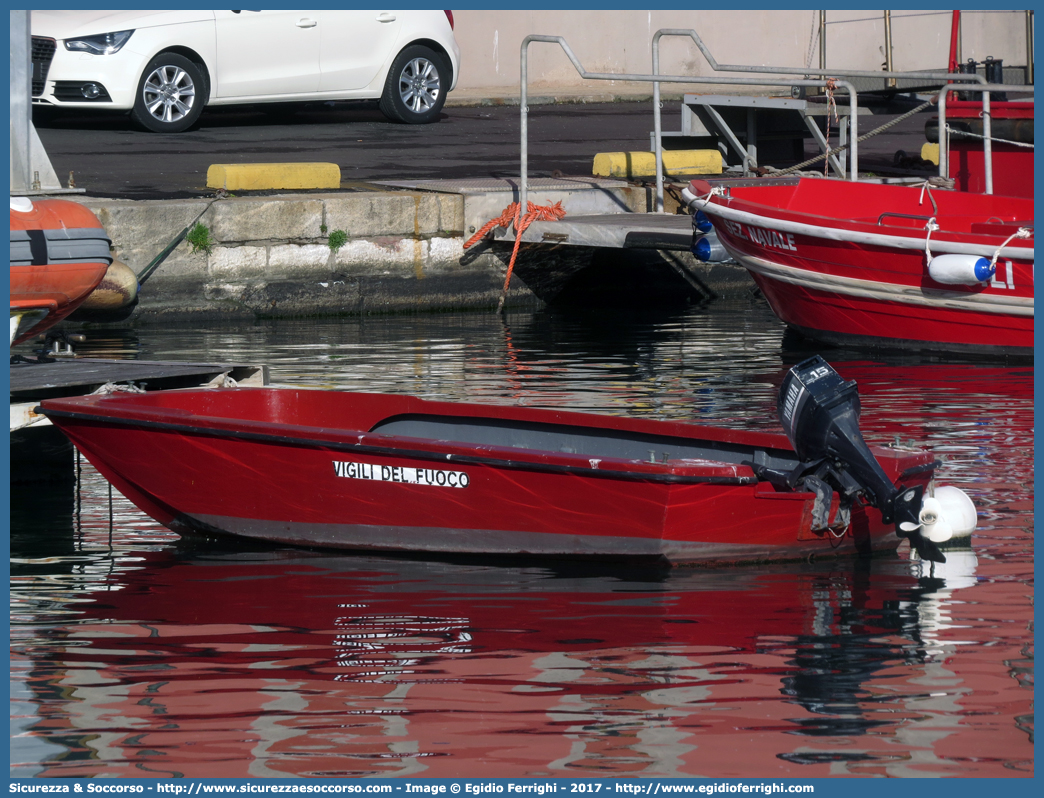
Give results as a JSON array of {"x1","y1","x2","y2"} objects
[
  {"x1": 463, "y1": 200, "x2": 567, "y2": 313},
  {"x1": 463, "y1": 202, "x2": 520, "y2": 249}
]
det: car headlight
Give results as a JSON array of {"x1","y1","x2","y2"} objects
[{"x1": 64, "y1": 30, "x2": 134, "y2": 56}]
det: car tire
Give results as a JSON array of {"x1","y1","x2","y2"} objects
[
  {"x1": 378, "y1": 45, "x2": 449, "y2": 124},
  {"x1": 131, "y1": 53, "x2": 206, "y2": 133}
]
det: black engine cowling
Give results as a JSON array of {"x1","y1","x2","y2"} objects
[{"x1": 778, "y1": 356, "x2": 945, "y2": 563}]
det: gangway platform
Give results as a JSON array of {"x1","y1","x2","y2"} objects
[
  {"x1": 515, "y1": 212, "x2": 693, "y2": 251},
  {"x1": 375, "y1": 176, "x2": 695, "y2": 252}
]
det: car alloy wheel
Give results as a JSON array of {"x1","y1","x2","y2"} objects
[
  {"x1": 398, "y1": 56, "x2": 440, "y2": 113},
  {"x1": 131, "y1": 52, "x2": 206, "y2": 133},
  {"x1": 379, "y1": 45, "x2": 449, "y2": 124}
]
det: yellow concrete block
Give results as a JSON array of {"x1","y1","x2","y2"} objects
[
  {"x1": 920, "y1": 142, "x2": 940, "y2": 166},
  {"x1": 592, "y1": 150, "x2": 722, "y2": 178},
  {"x1": 207, "y1": 163, "x2": 341, "y2": 191}
]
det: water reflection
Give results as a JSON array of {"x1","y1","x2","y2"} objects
[
  {"x1": 42, "y1": 299, "x2": 788, "y2": 426},
  {"x1": 11, "y1": 461, "x2": 1029, "y2": 778},
  {"x1": 6, "y1": 514, "x2": 982, "y2": 778},
  {"x1": 10, "y1": 297, "x2": 1033, "y2": 777}
]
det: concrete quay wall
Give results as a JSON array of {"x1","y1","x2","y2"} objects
[
  {"x1": 77, "y1": 189, "x2": 749, "y2": 322},
  {"x1": 80, "y1": 190, "x2": 528, "y2": 320}
]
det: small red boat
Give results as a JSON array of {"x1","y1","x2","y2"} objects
[
  {"x1": 39, "y1": 357, "x2": 972, "y2": 565},
  {"x1": 684, "y1": 178, "x2": 1033, "y2": 355},
  {"x1": 10, "y1": 197, "x2": 112, "y2": 346}
]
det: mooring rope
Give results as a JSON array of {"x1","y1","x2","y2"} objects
[
  {"x1": 989, "y1": 227, "x2": 1033, "y2": 271},
  {"x1": 463, "y1": 200, "x2": 567, "y2": 313},
  {"x1": 923, "y1": 220, "x2": 1030, "y2": 271},
  {"x1": 923, "y1": 217, "x2": 941, "y2": 262},
  {"x1": 803, "y1": 11, "x2": 820, "y2": 72},
  {"x1": 821, "y1": 79, "x2": 840, "y2": 176},
  {"x1": 772, "y1": 97, "x2": 937, "y2": 176},
  {"x1": 90, "y1": 381, "x2": 146, "y2": 395},
  {"x1": 944, "y1": 124, "x2": 1035, "y2": 149},
  {"x1": 918, "y1": 180, "x2": 939, "y2": 215}
]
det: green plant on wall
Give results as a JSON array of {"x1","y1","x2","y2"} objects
[
  {"x1": 328, "y1": 229, "x2": 348, "y2": 252},
  {"x1": 186, "y1": 223, "x2": 215, "y2": 256}
]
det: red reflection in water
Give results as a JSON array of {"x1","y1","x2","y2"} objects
[
  {"x1": 10, "y1": 360, "x2": 1033, "y2": 778},
  {"x1": 11, "y1": 541, "x2": 1032, "y2": 778}
]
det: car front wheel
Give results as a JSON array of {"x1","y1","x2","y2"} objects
[
  {"x1": 131, "y1": 53, "x2": 206, "y2": 133},
  {"x1": 379, "y1": 45, "x2": 449, "y2": 124}
]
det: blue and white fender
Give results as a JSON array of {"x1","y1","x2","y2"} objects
[
  {"x1": 928, "y1": 254, "x2": 995, "y2": 285},
  {"x1": 690, "y1": 230, "x2": 730, "y2": 263}
]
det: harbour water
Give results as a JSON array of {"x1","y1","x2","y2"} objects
[{"x1": 9, "y1": 296, "x2": 1034, "y2": 778}]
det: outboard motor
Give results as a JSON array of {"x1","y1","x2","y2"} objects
[{"x1": 777, "y1": 356, "x2": 948, "y2": 562}]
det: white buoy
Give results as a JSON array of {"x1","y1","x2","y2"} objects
[
  {"x1": 934, "y1": 485, "x2": 977, "y2": 540},
  {"x1": 928, "y1": 254, "x2": 995, "y2": 285},
  {"x1": 79, "y1": 258, "x2": 139, "y2": 312},
  {"x1": 904, "y1": 485, "x2": 976, "y2": 545}
]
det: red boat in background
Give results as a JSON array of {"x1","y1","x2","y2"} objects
[
  {"x1": 684, "y1": 177, "x2": 1033, "y2": 355},
  {"x1": 39, "y1": 357, "x2": 974, "y2": 565},
  {"x1": 930, "y1": 11, "x2": 1033, "y2": 200},
  {"x1": 9, "y1": 196, "x2": 112, "y2": 346},
  {"x1": 930, "y1": 98, "x2": 1034, "y2": 198}
]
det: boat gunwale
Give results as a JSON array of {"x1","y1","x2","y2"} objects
[
  {"x1": 687, "y1": 181, "x2": 1034, "y2": 261},
  {"x1": 39, "y1": 387, "x2": 801, "y2": 449},
  {"x1": 733, "y1": 248, "x2": 1035, "y2": 316},
  {"x1": 39, "y1": 403, "x2": 771, "y2": 487},
  {"x1": 40, "y1": 387, "x2": 934, "y2": 487}
]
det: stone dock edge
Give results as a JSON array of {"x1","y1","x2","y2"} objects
[{"x1": 66, "y1": 185, "x2": 753, "y2": 324}]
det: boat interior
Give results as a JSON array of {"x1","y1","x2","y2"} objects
[{"x1": 372, "y1": 414, "x2": 799, "y2": 469}]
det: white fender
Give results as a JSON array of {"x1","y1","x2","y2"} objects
[{"x1": 928, "y1": 253, "x2": 995, "y2": 285}]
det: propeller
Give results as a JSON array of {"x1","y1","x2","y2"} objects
[{"x1": 900, "y1": 485, "x2": 978, "y2": 545}]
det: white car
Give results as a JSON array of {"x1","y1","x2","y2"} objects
[{"x1": 30, "y1": 9, "x2": 460, "y2": 133}]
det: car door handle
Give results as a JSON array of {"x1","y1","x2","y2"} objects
[
  {"x1": 376, "y1": 13, "x2": 396, "y2": 23},
  {"x1": 296, "y1": 18, "x2": 317, "y2": 28}
]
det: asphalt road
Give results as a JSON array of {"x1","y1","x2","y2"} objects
[{"x1": 34, "y1": 100, "x2": 931, "y2": 201}]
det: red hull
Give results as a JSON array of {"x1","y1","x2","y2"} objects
[
  {"x1": 10, "y1": 198, "x2": 112, "y2": 345},
  {"x1": 688, "y1": 178, "x2": 1034, "y2": 355},
  {"x1": 39, "y1": 387, "x2": 936, "y2": 564}
]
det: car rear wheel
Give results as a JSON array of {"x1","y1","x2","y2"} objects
[
  {"x1": 131, "y1": 53, "x2": 206, "y2": 133},
  {"x1": 379, "y1": 45, "x2": 449, "y2": 124}
]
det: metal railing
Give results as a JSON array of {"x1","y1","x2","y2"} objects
[
  {"x1": 520, "y1": 34, "x2": 860, "y2": 217},
  {"x1": 651, "y1": 26, "x2": 987, "y2": 85},
  {"x1": 520, "y1": 29, "x2": 991, "y2": 216},
  {"x1": 936, "y1": 83, "x2": 1035, "y2": 195},
  {"x1": 649, "y1": 28, "x2": 988, "y2": 210}
]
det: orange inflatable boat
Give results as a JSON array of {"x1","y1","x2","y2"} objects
[{"x1": 10, "y1": 197, "x2": 112, "y2": 346}]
